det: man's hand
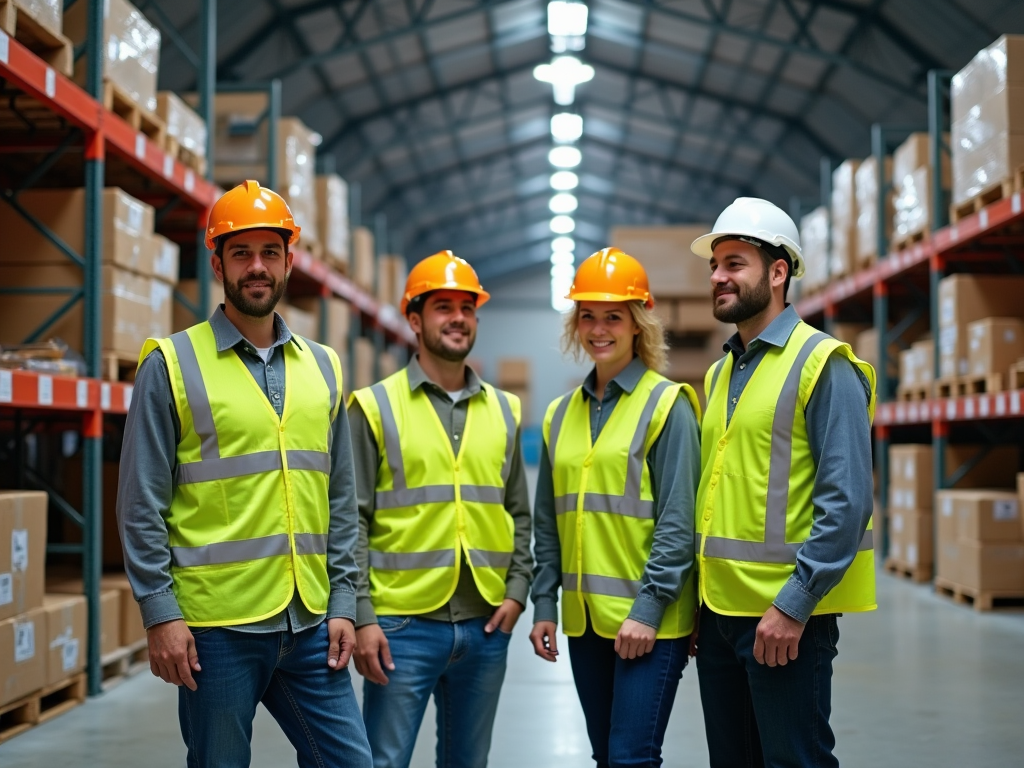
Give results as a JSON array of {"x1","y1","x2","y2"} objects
[
  {"x1": 148, "y1": 619, "x2": 201, "y2": 691},
  {"x1": 354, "y1": 624, "x2": 395, "y2": 685},
  {"x1": 615, "y1": 618, "x2": 657, "y2": 660},
  {"x1": 485, "y1": 598, "x2": 524, "y2": 634},
  {"x1": 529, "y1": 621, "x2": 559, "y2": 662},
  {"x1": 327, "y1": 617, "x2": 356, "y2": 670},
  {"x1": 753, "y1": 606, "x2": 805, "y2": 667}
]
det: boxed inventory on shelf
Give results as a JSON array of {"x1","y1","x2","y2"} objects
[
  {"x1": 854, "y1": 155, "x2": 892, "y2": 266},
  {"x1": 316, "y1": 175, "x2": 350, "y2": 269},
  {"x1": 497, "y1": 358, "x2": 530, "y2": 388},
  {"x1": 46, "y1": 580, "x2": 120, "y2": 658},
  {"x1": 42, "y1": 594, "x2": 86, "y2": 686},
  {"x1": 0, "y1": 492, "x2": 47, "y2": 623},
  {"x1": 377, "y1": 256, "x2": 408, "y2": 310},
  {"x1": 173, "y1": 279, "x2": 225, "y2": 332},
  {"x1": 798, "y1": 207, "x2": 829, "y2": 294},
  {"x1": 65, "y1": 0, "x2": 161, "y2": 113},
  {"x1": 937, "y1": 275, "x2": 1024, "y2": 379},
  {"x1": 151, "y1": 234, "x2": 181, "y2": 285},
  {"x1": 888, "y1": 508, "x2": 932, "y2": 569},
  {"x1": 966, "y1": 318, "x2": 1024, "y2": 379},
  {"x1": 898, "y1": 339, "x2": 935, "y2": 392},
  {"x1": 950, "y1": 34, "x2": 1024, "y2": 207},
  {"x1": 277, "y1": 303, "x2": 318, "y2": 341},
  {"x1": 830, "y1": 159, "x2": 860, "y2": 278},
  {"x1": 352, "y1": 227, "x2": 376, "y2": 291},
  {"x1": 379, "y1": 351, "x2": 400, "y2": 380},
  {"x1": 0, "y1": 606, "x2": 46, "y2": 706},
  {"x1": 888, "y1": 443, "x2": 1021, "y2": 513},
  {"x1": 7, "y1": 0, "x2": 64, "y2": 38},
  {"x1": 609, "y1": 225, "x2": 712, "y2": 298},
  {"x1": 290, "y1": 297, "x2": 351, "y2": 357},
  {"x1": 936, "y1": 488, "x2": 1024, "y2": 591},
  {"x1": 156, "y1": 92, "x2": 208, "y2": 160},
  {"x1": 892, "y1": 132, "x2": 951, "y2": 243}
]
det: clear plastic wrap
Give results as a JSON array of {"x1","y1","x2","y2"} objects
[
  {"x1": 316, "y1": 174, "x2": 349, "y2": 266},
  {"x1": 830, "y1": 160, "x2": 859, "y2": 277},
  {"x1": 157, "y1": 92, "x2": 208, "y2": 158},
  {"x1": 799, "y1": 206, "x2": 829, "y2": 294},
  {"x1": 278, "y1": 118, "x2": 319, "y2": 249},
  {"x1": 16, "y1": 0, "x2": 63, "y2": 36},
  {"x1": 855, "y1": 157, "x2": 891, "y2": 262}
]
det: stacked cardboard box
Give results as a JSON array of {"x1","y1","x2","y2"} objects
[
  {"x1": 965, "y1": 318, "x2": 1024, "y2": 383},
  {"x1": 65, "y1": 0, "x2": 161, "y2": 113},
  {"x1": 0, "y1": 188, "x2": 175, "y2": 361},
  {"x1": 48, "y1": 575, "x2": 144, "y2": 649},
  {"x1": 799, "y1": 207, "x2": 829, "y2": 295},
  {"x1": 830, "y1": 160, "x2": 860, "y2": 278},
  {"x1": 854, "y1": 156, "x2": 892, "y2": 267},
  {"x1": 897, "y1": 339, "x2": 935, "y2": 396},
  {"x1": 936, "y1": 490, "x2": 1024, "y2": 593},
  {"x1": 379, "y1": 351, "x2": 400, "y2": 380},
  {"x1": 156, "y1": 92, "x2": 208, "y2": 169},
  {"x1": 290, "y1": 297, "x2": 351, "y2": 380},
  {"x1": 316, "y1": 175, "x2": 350, "y2": 271},
  {"x1": 42, "y1": 595, "x2": 86, "y2": 686},
  {"x1": 936, "y1": 275, "x2": 1024, "y2": 381},
  {"x1": 377, "y1": 256, "x2": 409, "y2": 310},
  {"x1": 497, "y1": 358, "x2": 531, "y2": 426},
  {"x1": 892, "y1": 133, "x2": 951, "y2": 245},
  {"x1": 950, "y1": 35, "x2": 1024, "y2": 208},
  {"x1": 277, "y1": 302, "x2": 317, "y2": 341},
  {"x1": 352, "y1": 227, "x2": 376, "y2": 292},
  {"x1": 9, "y1": 0, "x2": 64, "y2": 39},
  {"x1": 173, "y1": 278, "x2": 225, "y2": 333}
]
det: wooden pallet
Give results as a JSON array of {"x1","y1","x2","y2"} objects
[
  {"x1": 163, "y1": 135, "x2": 208, "y2": 176},
  {"x1": 896, "y1": 384, "x2": 931, "y2": 402},
  {"x1": 0, "y1": 673, "x2": 87, "y2": 745},
  {"x1": 933, "y1": 376, "x2": 963, "y2": 399},
  {"x1": 891, "y1": 229, "x2": 928, "y2": 253},
  {"x1": 950, "y1": 176, "x2": 1020, "y2": 223},
  {"x1": 934, "y1": 576, "x2": 1024, "y2": 611},
  {"x1": 100, "y1": 639, "x2": 149, "y2": 691},
  {"x1": 102, "y1": 82, "x2": 166, "y2": 146},
  {"x1": 962, "y1": 371, "x2": 1004, "y2": 395},
  {"x1": 884, "y1": 557, "x2": 932, "y2": 584},
  {"x1": 0, "y1": 0, "x2": 73, "y2": 76},
  {"x1": 1009, "y1": 359, "x2": 1024, "y2": 390},
  {"x1": 101, "y1": 352, "x2": 139, "y2": 383}
]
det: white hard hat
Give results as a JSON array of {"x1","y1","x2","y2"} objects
[{"x1": 690, "y1": 197, "x2": 805, "y2": 280}]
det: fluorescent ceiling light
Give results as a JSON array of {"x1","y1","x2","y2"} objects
[
  {"x1": 551, "y1": 251, "x2": 575, "y2": 266},
  {"x1": 550, "y1": 262, "x2": 576, "y2": 280},
  {"x1": 549, "y1": 193, "x2": 578, "y2": 214},
  {"x1": 550, "y1": 171, "x2": 579, "y2": 190},
  {"x1": 534, "y1": 56, "x2": 595, "y2": 105},
  {"x1": 548, "y1": 1, "x2": 588, "y2": 36},
  {"x1": 552, "y1": 235, "x2": 575, "y2": 252},
  {"x1": 549, "y1": 146, "x2": 582, "y2": 168},
  {"x1": 551, "y1": 113, "x2": 583, "y2": 142},
  {"x1": 550, "y1": 215, "x2": 575, "y2": 234}
]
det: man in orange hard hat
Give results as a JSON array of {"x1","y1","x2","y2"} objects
[
  {"x1": 117, "y1": 180, "x2": 371, "y2": 767},
  {"x1": 348, "y1": 251, "x2": 533, "y2": 768}
]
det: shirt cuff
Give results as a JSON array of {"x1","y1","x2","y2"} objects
[
  {"x1": 139, "y1": 591, "x2": 184, "y2": 629},
  {"x1": 627, "y1": 594, "x2": 665, "y2": 630},
  {"x1": 773, "y1": 576, "x2": 818, "y2": 624},
  {"x1": 532, "y1": 596, "x2": 558, "y2": 625},
  {"x1": 355, "y1": 596, "x2": 378, "y2": 628},
  {"x1": 327, "y1": 589, "x2": 357, "y2": 622},
  {"x1": 504, "y1": 575, "x2": 530, "y2": 608}
]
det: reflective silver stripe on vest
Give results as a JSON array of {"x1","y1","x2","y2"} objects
[
  {"x1": 305, "y1": 340, "x2": 339, "y2": 420},
  {"x1": 370, "y1": 383, "x2": 406, "y2": 490},
  {"x1": 469, "y1": 549, "x2": 513, "y2": 568},
  {"x1": 176, "y1": 449, "x2": 330, "y2": 485},
  {"x1": 708, "y1": 357, "x2": 728, "y2": 400},
  {"x1": 494, "y1": 388, "x2": 516, "y2": 490},
  {"x1": 368, "y1": 549, "x2": 457, "y2": 570},
  {"x1": 294, "y1": 532, "x2": 328, "y2": 555},
  {"x1": 171, "y1": 534, "x2": 291, "y2": 567},
  {"x1": 554, "y1": 493, "x2": 654, "y2": 519},
  {"x1": 625, "y1": 380, "x2": 672, "y2": 501},
  {"x1": 697, "y1": 529, "x2": 874, "y2": 564},
  {"x1": 170, "y1": 331, "x2": 219, "y2": 460},
  {"x1": 375, "y1": 484, "x2": 505, "y2": 509},
  {"x1": 561, "y1": 572, "x2": 640, "y2": 599},
  {"x1": 547, "y1": 393, "x2": 573, "y2": 466}
]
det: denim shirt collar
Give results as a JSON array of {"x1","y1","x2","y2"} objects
[
  {"x1": 582, "y1": 356, "x2": 648, "y2": 400},
  {"x1": 208, "y1": 304, "x2": 301, "y2": 354},
  {"x1": 724, "y1": 304, "x2": 801, "y2": 359},
  {"x1": 405, "y1": 355, "x2": 485, "y2": 399}
]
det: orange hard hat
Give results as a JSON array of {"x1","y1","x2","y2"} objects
[
  {"x1": 205, "y1": 180, "x2": 300, "y2": 250},
  {"x1": 566, "y1": 247, "x2": 654, "y2": 309},
  {"x1": 401, "y1": 250, "x2": 491, "y2": 315}
]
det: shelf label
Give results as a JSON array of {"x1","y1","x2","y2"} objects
[
  {"x1": 101, "y1": 383, "x2": 112, "y2": 411},
  {"x1": 0, "y1": 370, "x2": 11, "y2": 403},
  {"x1": 37, "y1": 374, "x2": 53, "y2": 405},
  {"x1": 163, "y1": 154, "x2": 174, "y2": 178},
  {"x1": 185, "y1": 170, "x2": 195, "y2": 192},
  {"x1": 45, "y1": 67, "x2": 55, "y2": 98},
  {"x1": 996, "y1": 394, "x2": 1007, "y2": 416},
  {"x1": 62, "y1": 637, "x2": 80, "y2": 672},
  {"x1": 123, "y1": 385, "x2": 133, "y2": 411},
  {"x1": 965, "y1": 398, "x2": 975, "y2": 419},
  {"x1": 76, "y1": 379, "x2": 89, "y2": 408},
  {"x1": 0, "y1": 574, "x2": 11, "y2": 606},
  {"x1": 945, "y1": 400, "x2": 956, "y2": 420},
  {"x1": 135, "y1": 134, "x2": 146, "y2": 159},
  {"x1": 1012, "y1": 391, "x2": 1021, "y2": 414},
  {"x1": 0, "y1": 32, "x2": 9, "y2": 64},
  {"x1": 980, "y1": 209, "x2": 988, "y2": 230},
  {"x1": 14, "y1": 620, "x2": 35, "y2": 663},
  {"x1": 979, "y1": 397, "x2": 990, "y2": 417},
  {"x1": 11, "y1": 530, "x2": 28, "y2": 572},
  {"x1": 1014, "y1": 194, "x2": 1021, "y2": 215}
]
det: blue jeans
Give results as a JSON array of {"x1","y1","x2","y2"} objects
[
  {"x1": 567, "y1": 624, "x2": 690, "y2": 768},
  {"x1": 179, "y1": 621, "x2": 372, "y2": 768},
  {"x1": 695, "y1": 606, "x2": 840, "y2": 768},
  {"x1": 361, "y1": 616, "x2": 511, "y2": 768}
]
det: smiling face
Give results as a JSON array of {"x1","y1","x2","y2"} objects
[
  {"x1": 708, "y1": 238, "x2": 784, "y2": 325},
  {"x1": 576, "y1": 301, "x2": 639, "y2": 368},
  {"x1": 213, "y1": 229, "x2": 292, "y2": 319},
  {"x1": 408, "y1": 289, "x2": 478, "y2": 362}
]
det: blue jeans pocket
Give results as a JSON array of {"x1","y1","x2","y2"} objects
[{"x1": 377, "y1": 616, "x2": 412, "y2": 634}]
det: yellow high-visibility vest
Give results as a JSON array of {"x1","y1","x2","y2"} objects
[
  {"x1": 543, "y1": 368, "x2": 701, "y2": 639},
  {"x1": 350, "y1": 369, "x2": 521, "y2": 615},
  {"x1": 139, "y1": 321, "x2": 342, "y2": 626},
  {"x1": 696, "y1": 320, "x2": 877, "y2": 617}
]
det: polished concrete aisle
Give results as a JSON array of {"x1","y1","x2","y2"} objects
[{"x1": 2, "y1": 573, "x2": 1023, "y2": 767}]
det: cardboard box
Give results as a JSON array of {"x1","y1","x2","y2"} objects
[
  {"x1": 42, "y1": 595, "x2": 87, "y2": 686},
  {"x1": 173, "y1": 279, "x2": 224, "y2": 333},
  {"x1": 897, "y1": 445, "x2": 1020, "y2": 518},
  {"x1": 958, "y1": 542, "x2": 1024, "y2": 592},
  {"x1": 497, "y1": 358, "x2": 530, "y2": 387},
  {"x1": 353, "y1": 337, "x2": 376, "y2": 390},
  {"x1": 0, "y1": 607, "x2": 47, "y2": 706},
  {"x1": 966, "y1": 318, "x2": 1024, "y2": 378},
  {"x1": 893, "y1": 132, "x2": 952, "y2": 192},
  {"x1": 672, "y1": 299, "x2": 723, "y2": 334},
  {"x1": 10, "y1": 0, "x2": 63, "y2": 38},
  {"x1": 830, "y1": 160, "x2": 861, "y2": 278},
  {"x1": 277, "y1": 303, "x2": 317, "y2": 341},
  {"x1": 316, "y1": 175, "x2": 349, "y2": 268},
  {"x1": 61, "y1": 458, "x2": 125, "y2": 569},
  {"x1": 831, "y1": 323, "x2": 872, "y2": 347},
  {"x1": 352, "y1": 227, "x2": 375, "y2": 291},
  {"x1": 854, "y1": 156, "x2": 892, "y2": 264},
  {"x1": 937, "y1": 275, "x2": 1024, "y2": 378},
  {"x1": 151, "y1": 234, "x2": 180, "y2": 285},
  {"x1": 156, "y1": 91, "x2": 207, "y2": 159},
  {"x1": 0, "y1": 492, "x2": 47, "y2": 623},
  {"x1": 379, "y1": 351, "x2": 399, "y2": 379},
  {"x1": 100, "y1": 574, "x2": 146, "y2": 647},
  {"x1": 952, "y1": 490, "x2": 1021, "y2": 542},
  {"x1": 799, "y1": 207, "x2": 829, "y2": 293},
  {"x1": 378, "y1": 256, "x2": 409, "y2": 309},
  {"x1": 47, "y1": 582, "x2": 120, "y2": 657},
  {"x1": 609, "y1": 225, "x2": 713, "y2": 298},
  {"x1": 936, "y1": 540, "x2": 961, "y2": 584},
  {"x1": 291, "y1": 297, "x2": 350, "y2": 359},
  {"x1": 888, "y1": 509, "x2": 933, "y2": 568}
]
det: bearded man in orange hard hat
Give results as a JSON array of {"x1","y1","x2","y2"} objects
[
  {"x1": 117, "y1": 180, "x2": 372, "y2": 767},
  {"x1": 348, "y1": 251, "x2": 533, "y2": 768}
]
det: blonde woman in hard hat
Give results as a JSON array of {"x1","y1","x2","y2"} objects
[{"x1": 530, "y1": 248, "x2": 702, "y2": 768}]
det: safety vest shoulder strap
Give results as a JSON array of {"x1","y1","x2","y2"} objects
[{"x1": 542, "y1": 387, "x2": 580, "y2": 466}]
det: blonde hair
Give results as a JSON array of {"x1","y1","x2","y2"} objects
[{"x1": 561, "y1": 301, "x2": 669, "y2": 373}]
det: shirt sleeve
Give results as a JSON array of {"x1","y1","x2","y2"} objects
[
  {"x1": 773, "y1": 352, "x2": 874, "y2": 623},
  {"x1": 502, "y1": 426, "x2": 534, "y2": 607},
  {"x1": 530, "y1": 442, "x2": 562, "y2": 625},
  {"x1": 627, "y1": 394, "x2": 701, "y2": 630},
  {"x1": 346, "y1": 399, "x2": 381, "y2": 628},
  {"x1": 115, "y1": 350, "x2": 184, "y2": 629},
  {"x1": 325, "y1": 395, "x2": 360, "y2": 622}
]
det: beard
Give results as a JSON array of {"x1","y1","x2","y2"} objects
[
  {"x1": 712, "y1": 267, "x2": 772, "y2": 324},
  {"x1": 422, "y1": 322, "x2": 475, "y2": 362},
  {"x1": 224, "y1": 271, "x2": 287, "y2": 319}
]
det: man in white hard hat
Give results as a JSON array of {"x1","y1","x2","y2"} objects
[{"x1": 689, "y1": 198, "x2": 877, "y2": 768}]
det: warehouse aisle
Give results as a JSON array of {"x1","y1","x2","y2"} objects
[{"x1": 1, "y1": 574, "x2": 1022, "y2": 767}]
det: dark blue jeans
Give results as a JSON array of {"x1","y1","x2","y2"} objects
[
  {"x1": 179, "y1": 621, "x2": 372, "y2": 768},
  {"x1": 567, "y1": 624, "x2": 690, "y2": 768},
  {"x1": 695, "y1": 606, "x2": 840, "y2": 768}
]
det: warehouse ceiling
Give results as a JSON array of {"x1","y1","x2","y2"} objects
[{"x1": 151, "y1": 0, "x2": 1024, "y2": 287}]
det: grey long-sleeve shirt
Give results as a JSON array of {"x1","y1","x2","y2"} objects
[
  {"x1": 348, "y1": 355, "x2": 533, "y2": 627},
  {"x1": 531, "y1": 357, "x2": 702, "y2": 631},
  {"x1": 718, "y1": 304, "x2": 874, "y2": 623},
  {"x1": 116, "y1": 306, "x2": 360, "y2": 631}
]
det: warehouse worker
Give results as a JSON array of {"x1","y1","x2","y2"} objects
[
  {"x1": 117, "y1": 181, "x2": 371, "y2": 768},
  {"x1": 530, "y1": 248, "x2": 701, "y2": 768},
  {"x1": 689, "y1": 197, "x2": 876, "y2": 768},
  {"x1": 348, "y1": 251, "x2": 532, "y2": 768}
]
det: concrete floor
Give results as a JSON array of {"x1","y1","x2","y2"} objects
[{"x1": 2, "y1": 573, "x2": 1023, "y2": 767}]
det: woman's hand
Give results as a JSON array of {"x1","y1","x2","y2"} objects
[
  {"x1": 615, "y1": 619, "x2": 657, "y2": 660},
  {"x1": 529, "y1": 621, "x2": 559, "y2": 662}
]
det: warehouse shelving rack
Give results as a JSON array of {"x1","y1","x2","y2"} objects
[{"x1": 0, "y1": 2, "x2": 414, "y2": 696}]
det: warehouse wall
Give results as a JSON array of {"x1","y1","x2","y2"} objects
[{"x1": 475, "y1": 270, "x2": 591, "y2": 426}]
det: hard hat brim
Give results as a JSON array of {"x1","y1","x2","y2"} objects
[
  {"x1": 566, "y1": 290, "x2": 654, "y2": 310},
  {"x1": 690, "y1": 233, "x2": 718, "y2": 259},
  {"x1": 400, "y1": 285, "x2": 490, "y2": 315}
]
